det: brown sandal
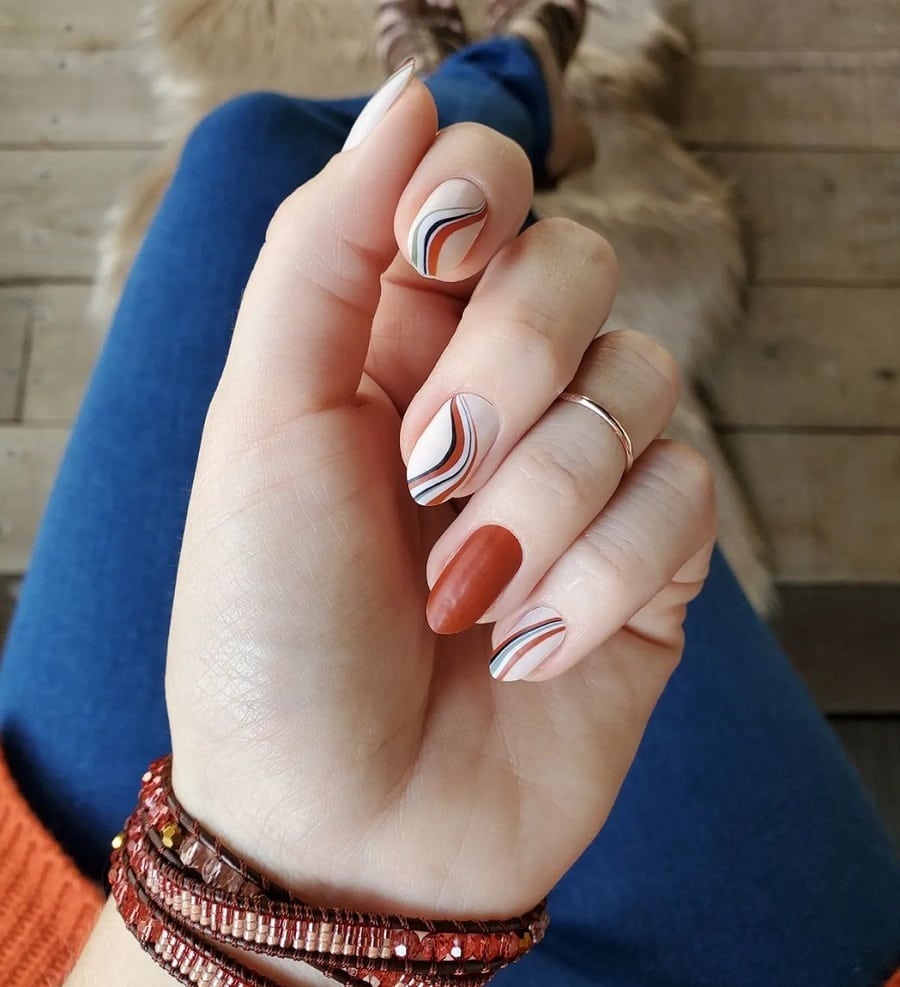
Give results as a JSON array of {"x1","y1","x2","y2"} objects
[
  {"x1": 488, "y1": 0, "x2": 595, "y2": 185},
  {"x1": 489, "y1": 0, "x2": 586, "y2": 71},
  {"x1": 376, "y1": 0, "x2": 469, "y2": 76}
]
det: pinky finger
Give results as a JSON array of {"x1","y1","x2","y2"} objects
[
  {"x1": 621, "y1": 535, "x2": 716, "y2": 650},
  {"x1": 488, "y1": 440, "x2": 716, "y2": 683}
]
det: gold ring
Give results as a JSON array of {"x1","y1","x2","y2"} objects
[{"x1": 558, "y1": 392, "x2": 635, "y2": 472}]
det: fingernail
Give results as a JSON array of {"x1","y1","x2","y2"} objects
[
  {"x1": 427, "y1": 525, "x2": 523, "y2": 635},
  {"x1": 489, "y1": 607, "x2": 567, "y2": 682},
  {"x1": 407, "y1": 178, "x2": 488, "y2": 279},
  {"x1": 342, "y1": 58, "x2": 416, "y2": 151},
  {"x1": 407, "y1": 393, "x2": 499, "y2": 506}
]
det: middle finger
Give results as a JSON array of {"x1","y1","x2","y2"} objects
[
  {"x1": 424, "y1": 329, "x2": 680, "y2": 634},
  {"x1": 400, "y1": 216, "x2": 618, "y2": 507}
]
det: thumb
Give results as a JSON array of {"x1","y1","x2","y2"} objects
[{"x1": 222, "y1": 65, "x2": 437, "y2": 426}]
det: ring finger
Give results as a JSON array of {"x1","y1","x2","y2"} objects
[
  {"x1": 489, "y1": 440, "x2": 716, "y2": 683},
  {"x1": 424, "y1": 328, "x2": 680, "y2": 634}
]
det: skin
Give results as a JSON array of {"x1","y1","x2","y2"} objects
[{"x1": 67, "y1": 80, "x2": 715, "y2": 986}]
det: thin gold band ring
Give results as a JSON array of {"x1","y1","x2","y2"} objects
[{"x1": 558, "y1": 392, "x2": 635, "y2": 473}]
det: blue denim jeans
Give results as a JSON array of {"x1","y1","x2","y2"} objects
[{"x1": 1, "y1": 38, "x2": 898, "y2": 987}]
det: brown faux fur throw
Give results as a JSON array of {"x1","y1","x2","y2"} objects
[{"x1": 93, "y1": 0, "x2": 774, "y2": 613}]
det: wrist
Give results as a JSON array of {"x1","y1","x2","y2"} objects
[
  {"x1": 171, "y1": 759, "x2": 443, "y2": 918},
  {"x1": 110, "y1": 758, "x2": 545, "y2": 987},
  {"x1": 67, "y1": 900, "x2": 328, "y2": 987}
]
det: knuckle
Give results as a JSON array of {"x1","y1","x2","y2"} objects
[
  {"x1": 579, "y1": 227, "x2": 619, "y2": 278},
  {"x1": 499, "y1": 306, "x2": 572, "y2": 392},
  {"x1": 266, "y1": 186, "x2": 306, "y2": 244},
  {"x1": 535, "y1": 218, "x2": 619, "y2": 278},
  {"x1": 480, "y1": 127, "x2": 532, "y2": 179},
  {"x1": 606, "y1": 329, "x2": 681, "y2": 407},
  {"x1": 581, "y1": 516, "x2": 643, "y2": 591},
  {"x1": 518, "y1": 435, "x2": 595, "y2": 505},
  {"x1": 265, "y1": 168, "x2": 336, "y2": 247},
  {"x1": 441, "y1": 122, "x2": 533, "y2": 187},
  {"x1": 651, "y1": 440, "x2": 716, "y2": 512}
]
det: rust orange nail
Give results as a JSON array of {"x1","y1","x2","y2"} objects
[{"x1": 426, "y1": 525, "x2": 523, "y2": 635}]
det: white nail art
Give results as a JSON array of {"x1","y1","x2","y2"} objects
[
  {"x1": 407, "y1": 393, "x2": 498, "y2": 506},
  {"x1": 490, "y1": 607, "x2": 567, "y2": 682},
  {"x1": 407, "y1": 178, "x2": 488, "y2": 279},
  {"x1": 342, "y1": 58, "x2": 416, "y2": 151}
]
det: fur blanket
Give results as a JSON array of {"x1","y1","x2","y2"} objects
[{"x1": 94, "y1": 0, "x2": 774, "y2": 613}]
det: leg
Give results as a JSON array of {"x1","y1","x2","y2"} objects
[
  {"x1": 0, "y1": 92, "x2": 362, "y2": 879},
  {"x1": 379, "y1": 0, "x2": 588, "y2": 185},
  {"x1": 426, "y1": 38, "x2": 551, "y2": 178},
  {"x1": 501, "y1": 549, "x2": 900, "y2": 987}
]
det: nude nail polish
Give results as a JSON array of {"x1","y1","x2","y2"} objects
[
  {"x1": 489, "y1": 607, "x2": 567, "y2": 682},
  {"x1": 342, "y1": 58, "x2": 415, "y2": 151},
  {"x1": 407, "y1": 178, "x2": 488, "y2": 279},
  {"x1": 427, "y1": 525, "x2": 523, "y2": 635},
  {"x1": 407, "y1": 393, "x2": 499, "y2": 506}
]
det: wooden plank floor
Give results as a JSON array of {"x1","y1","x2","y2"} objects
[{"x1": 0, "y1": 0, "x2": 898, "y2": 701}]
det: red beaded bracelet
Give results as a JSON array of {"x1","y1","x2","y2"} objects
[{"x1": 110, "y1": 757, "x2": 548, "y2": 987}]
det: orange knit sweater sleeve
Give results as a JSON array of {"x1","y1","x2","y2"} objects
[{"x1": 0, "y1": 750, "x2": 103, "y2": 987}]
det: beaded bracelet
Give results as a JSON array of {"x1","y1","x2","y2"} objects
[{"x1": 111, "y1": 757, "x2": 548, "y2": 987}]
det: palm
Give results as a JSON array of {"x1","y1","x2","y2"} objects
[{"x1": 168, "y1": 317, "x2": 668, "y2": 920}]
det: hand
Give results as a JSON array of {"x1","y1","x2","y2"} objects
[{"x1": 165, "y1": 79, "x2": 715, "y2": 927}]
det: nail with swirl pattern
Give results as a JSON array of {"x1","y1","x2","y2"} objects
[
  {"x1": 407, "y1": 178, "x2": 488, "y2": 279},
  {"x1": 490, "y1": 607, "x2": 567, "y2": 682},
  {"x1": 407, "y1": 393, "x2": 498, "y2": 506}
]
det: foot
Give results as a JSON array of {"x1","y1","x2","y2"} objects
[
  {"x1": 489, "y1": 0, "x2": 586, "y2": 71},
  {"x1": 488, "y1": 0, "x2": 594, "y2": 185},
  {"x1": 376, "y1": 0, "x2": 469, "y2": 76}
]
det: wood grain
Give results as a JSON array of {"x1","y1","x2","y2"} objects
[
  {"x1": 0, "y1": 49, "x2": 158, "y2": 144},
  {"x1": 3, "y1": 147, "x2": 895, "y2": 285},
  {"x1": 0, "y1": 149, "x2": 157, "y2": 279},
  {"x1": 0, "y1": 424, "x2": 68, "y2": 574},
  {"x1": 691, "y1": 0, "x2": 900, "y2": 50},
  {"x1": 5, "y1": 0, "x2": 900, "y2": 53},
  {"x1": 0, "y1": 288, "x2": 31, "y2": 420},
  {"x1": 684, "y1": 52, "x2": 900, "y2": 149},
  {"x1": 3, "y1": 45, "x2": 897, "y2": 150},
  {"x1": 24, "y1": 284, "x2": 99, "y2": 423},
  {"x1": 0, "y1": 0, "x2": 143, "y2": 50},
  {"x1": 707, "y1": 287, "x2": 900, "y2": 428},
  {"x1": 724, "y1": 433, "x2": 900, "y2": 582},
  {"x1": 710, "y1": 150, "x2": 900, "y2": 283}
]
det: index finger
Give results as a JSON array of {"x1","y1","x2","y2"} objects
[
  {"x1": 220, "y1": 67, "x2": 437, "y2": 431},
  {"x1": 368, "y1": 123, "x2": 535, "y2": 410}
]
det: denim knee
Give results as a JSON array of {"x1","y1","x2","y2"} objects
[
  {"x1": 182, "y1": 92, "x2": 306, "y2": 162},
  {"x1": 180, "y1": 91, "x2": 351, "y2": 182}
]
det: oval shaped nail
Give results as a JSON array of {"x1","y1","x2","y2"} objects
[
  {"x1": 407, "y1": 178, "x2": 488, "y2": 279},
  {"x1": 427, "y1": 525, "x2": 523, "y2": 635},
  {"x1": 490, "y1": 607, "x2": 567, "y2": 682},
  {"x1": 407, "y1": 393, "x2": 498, "y2": 506}
]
